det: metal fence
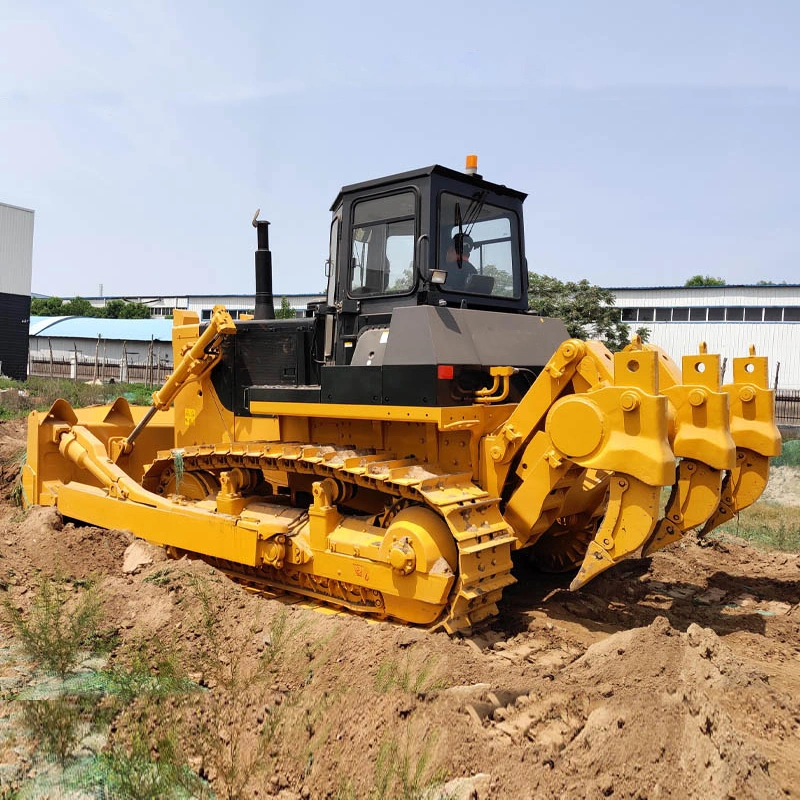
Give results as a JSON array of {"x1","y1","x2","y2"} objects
[
  {"x1": 776, "y1": 390, "x2": 800, "y2": 425},
  {"x1": 28, "y1": 353, "x2": 172, "y2": 386}
]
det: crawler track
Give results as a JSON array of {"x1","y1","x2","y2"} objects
[{"x1": 142, "y1": 442, "x2": 517, "y2": 631}]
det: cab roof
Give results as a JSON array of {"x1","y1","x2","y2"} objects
[{"x1": 330, "y1": 164, "x2": 527, "y2": 211}]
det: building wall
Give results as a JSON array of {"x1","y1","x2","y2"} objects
[
  {"x1": 28, "y1": 336, "x2": 173, "y2": 364},
  {"x1": 0, "y1": 203, "x2": 34, "y2": 379},
  {"x1": 612, "y1": 285, "x2": 800, "y2": 389},
  {"x1": 81, "y1": 293, "x2": 324, "y2": 319},
  {"x1": 0, "y1": 292, "x2": 32, "y2": 379}
]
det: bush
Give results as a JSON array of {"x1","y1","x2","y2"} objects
[
  {"x1": 773, "y1": 439, "x2": 800, "y2": 468},
  {"x1": 2, "y1": 572, "x2": 102, "y2": 678},
  {"x1": 20, "y1": 695, "x2": 87, "y2": 766}
]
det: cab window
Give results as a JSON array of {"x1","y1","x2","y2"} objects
[
  {"x1": 438, "y1": 192, "x2": 521, "y2": 298},
  {"x1": 350, "y1": 191, "x2": 416, "y2": 295}
]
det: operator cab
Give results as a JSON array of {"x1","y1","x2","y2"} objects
[
  {"x1": 324, "y1": 160, "x2": 529, "y2": 364},
  {"x1": 210, "y1": 158, "x2": 566, "y2": 415}
]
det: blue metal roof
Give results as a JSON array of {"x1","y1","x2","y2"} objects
[{"x1": 29, "y1": 316, "x2": 174, "y2": 341}]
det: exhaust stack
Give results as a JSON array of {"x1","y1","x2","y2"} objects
[{"x1": 252, "y1": 209, "x2": 275, "y2": 320}]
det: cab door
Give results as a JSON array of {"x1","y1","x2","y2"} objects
[{"x1": 323, "y1": 211, "x2": 341, "y2": 362}]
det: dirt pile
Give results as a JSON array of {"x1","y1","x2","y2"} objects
[
  {"x1": 475, "y1": 616, "x2": 791, "y2": 798},
  {"x1": 1, "y1": 418, "x2": 799, "y2": 799}
]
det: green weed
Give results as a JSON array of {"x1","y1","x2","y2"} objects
[
  {"x1": 375, "y1": 653, "x2": 446, "y2": 695},
  {"x1": 98, "y1": 640, "x2": 198, "y2": 704},
  {"x1": 187, "y1": 578, "x2": 294, "y2": 799},
  {"x1": 19, "y1": 695, "x2": 88, "y2": 766},
  {"x1": 0, "y1": 377, "x2": 153, "y2": 418},
  {"x1": 143, "y1": 568, "x2": 173, "y2": 587},
  {"x1": 366, "y1": 727, "x2": 449, "y2": 800},
  {"x1": 2, "y1": 572, "x2": 102, "y2": 678},
  {"x1": 88, "y1": 722, "x2": 205, "y2": 800}
]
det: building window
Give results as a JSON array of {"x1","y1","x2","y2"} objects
[
  {"x1": 655, "y1": 308, "x2": 670, "y2": 322},
  {"x1": 201, "y1": 309, "x2": 212, "y2": 321},
  {"x1": 621, "y1": 308, "x2": 637, "y2": 322},
  {"x1": 764, "y1": 307, "x2": 782, "y2": 322},
  {"x1": 637, "y1": 308, "x2": 654, "y2": 322},
  {"x1": 689, "y1": 307, "x2": 707, "y2": 321},
  {"x1": 707, "y1": 307, "x2": 725, "y2": 321},
  {"x1": 672, "y1": 307, "x2": 690, "y2": 321},
  {"x1": 726, "y1": 307, "x2": 744, "y2": 321},
  {"x1": 785, "y1": 307, "x2": 800, "y2": 321},
  {"x1": 744, "y1": 307, "x2": 763, "y2": 322}
]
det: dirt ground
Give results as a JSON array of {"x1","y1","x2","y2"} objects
[{"x1": 1, "y1": 416, "x2": 799, "y2": 799}]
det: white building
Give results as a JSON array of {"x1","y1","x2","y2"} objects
[
  {"x1": 0, "y1": 202, "x2": 34, "y2": 379},
  {"x1": 81, "y1": 293, "x2": 324, "y2": 321},
  {"x1": 611, "y1": 284, "x2": 800, "y2": 389}
]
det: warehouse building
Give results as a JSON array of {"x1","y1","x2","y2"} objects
[
  {"x1": 28, "y1": 316, "x2": 174, "y2": 382},
  {"x1": 612, "y1": 284, "x2": 800, "y2": 389},
  {"x1": 81, "y1": 293, "x2": 323, "y2": 320},
  {"x1": 0, "y1": 203, "x2": 34, "y2": 380}
]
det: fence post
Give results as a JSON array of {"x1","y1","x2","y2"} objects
[
  {"x1": 121, "y1": 342, "x2": 128, "y2": 383},
  {"x1": 774, "y1": 362, "x2": 781, "y2": 393},
  {"x1": 49, "y1": 339, "x2": 54, "y2": 378},
  {"x1": 146, "y1": 339, "x2": 154, "y2": 387},
  {"x1": 93, "y1": 336, "x2": 100, "y2": 383}
]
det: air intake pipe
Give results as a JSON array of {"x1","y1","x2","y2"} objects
[{"x1": 252, "y1": 209, "x2": 275, "y2": 320}]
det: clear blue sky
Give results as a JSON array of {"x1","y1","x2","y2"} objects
[{"x1": 2, "y1": 1, "x2": 799, "y2": 297}]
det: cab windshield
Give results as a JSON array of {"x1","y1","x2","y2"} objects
[{"x1": 438, "y1": 192, "x2": 521, "y2": 298}]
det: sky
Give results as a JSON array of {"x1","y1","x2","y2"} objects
[{"x1": 2, "y1": 0, "x2": 799, "y2": 298}]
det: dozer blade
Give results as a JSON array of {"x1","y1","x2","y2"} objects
[{"x1": 570, "y1": 475, "x2": 661, "y2": 590}]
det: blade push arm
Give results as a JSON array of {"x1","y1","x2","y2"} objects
[{"x1": 123, "y1": 305, "x2": 236, "y2": 450}]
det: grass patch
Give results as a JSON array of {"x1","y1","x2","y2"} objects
[
  {"x1": 337, "y1": 726, "x2": 449, "y2": 800},
  {"x1": 0, "y1": 377, "x2": 153, "y2": 420},
  {"x1": 714, "y1": 501, "x2": 800, "y2": 552},
  {"x1": 84, "y1": 723, "x2": 204, "y2": 800},
  {"x1": 772, "y1": 439, "x2": 800, "y2": 468},
  {"x1": 375, "y1": 653, "x2": 446, "y2": 695}
]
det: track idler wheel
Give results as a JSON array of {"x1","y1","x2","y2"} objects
[{"x1": 377, "y1": 506, "x2": 458, "y2": 624}]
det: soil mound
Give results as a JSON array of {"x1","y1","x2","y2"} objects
[{"x1": 1, "y1": 419, "x2": 798, "y2": 799}]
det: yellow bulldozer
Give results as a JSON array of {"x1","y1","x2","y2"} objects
[{"x1": 22, "y1": 158, "x2": 781, "y2": 632}]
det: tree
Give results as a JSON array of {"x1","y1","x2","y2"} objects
[
  {"x1": 30, "y1": 296, "x2": 153, "y2": 318},
  {"x1": 116, "y1": 302, "x2": 151, "y2": 319},
  {"x1": 275, "y1": 297, "x2": 295, "y2": 319},
  {"x1": 30, "y1": 296, "x2": 67, "y2": 316},
  {"x1": 685, "y1": 274, "x2": 726, "y2": 287},
  {"x1": 528, "y1": 273, "x2": 631, "y2": 351},
  {"x1": 100, "y1": 299, "x2": 126, "y2": 318},
  {"x1": 62, "y1": 296, "x2": 100, "y2": 317}
]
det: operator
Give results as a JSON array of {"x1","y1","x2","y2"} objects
[{"x1": 443, "y1": 232, "x2": 477, "y2": 290}]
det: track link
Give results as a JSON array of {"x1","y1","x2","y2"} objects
[{"x1": 143, "y1": 442, "x2": 516, "y2": 632}]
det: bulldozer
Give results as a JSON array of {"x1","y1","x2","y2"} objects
[{"x1": 22, "y1": 157, "x2": 781, "y2": 632}]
